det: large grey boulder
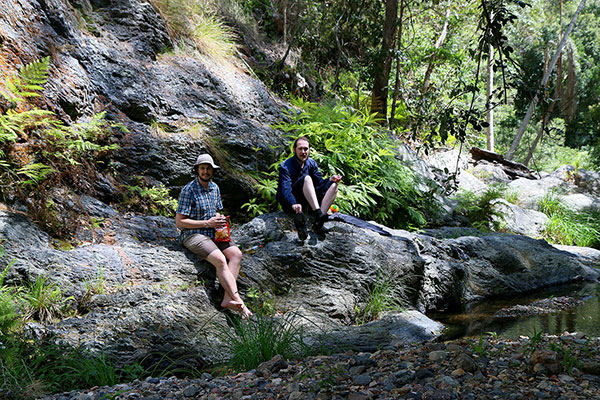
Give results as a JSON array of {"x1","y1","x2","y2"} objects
[
  {"x1": 1, "y1": 204, "x2": 598, "y2": 369},
  {"x1": 492, "y1": 199, "x2": 548, "y2": 238}
]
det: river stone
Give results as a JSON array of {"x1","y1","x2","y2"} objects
[{"x1": 492, "y1": 199, "x2": 548, "y2": 238}]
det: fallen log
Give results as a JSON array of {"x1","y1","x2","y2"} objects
[{"x1": 470, "y1": 147, "x2": 538, "y2": 180}]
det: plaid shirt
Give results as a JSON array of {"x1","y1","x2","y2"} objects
[{"x1": 176, "y1": 178, "x2": 223, "y2": 239}]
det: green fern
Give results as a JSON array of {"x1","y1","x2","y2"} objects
[
  {"x1": 252, "y1": 98, "x2": 436, "y2": 229},
  {"x1": 0, "y1": 108, "x2": 55, "y2": 144},
  {"x1": 17, "y1": 163, "x2": 55, "y2": 187},
  {"x1": 0, "y1": 56, "x2": 50, "y2": 102}
]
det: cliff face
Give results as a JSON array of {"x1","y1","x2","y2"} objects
[{"x1": 0, "y1": 0, "x2": 286, "y2": 207}]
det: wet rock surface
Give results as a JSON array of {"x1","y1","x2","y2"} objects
[
  {"x1": 494, "y1": 296, "x2": 585, "y2": 318},
  {"x1": 43, "y1": 332, "x2": 600, "y2": 400}
]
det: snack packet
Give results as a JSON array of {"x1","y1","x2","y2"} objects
[{"x1": 214, "y1": 215, "x2": 231, "y2": 242}]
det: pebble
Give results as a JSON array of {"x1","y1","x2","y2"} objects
[{"x1": 39, "y1": 333, "x2": 600, "y2": 400}]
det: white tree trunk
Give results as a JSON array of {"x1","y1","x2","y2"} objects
[
  {"x1": 486, "y1": 43, "x2": 494, "y2": 152},
  {"x1": 505, "y1": 0, "x2": 586, "y2": 160}
]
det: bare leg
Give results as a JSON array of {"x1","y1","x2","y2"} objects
[
  {"x1": 205, "y1": 249, "x2": 243, "y2": 310},
  {"x1": 320, "y1": 182, "x2": 339, "y2": 214},
  {"x1": 302, "y1": 175, "x2": 320, "y2": 211},
  {"x1": 218, "y1": 246, "x2": 253, "y2": 319}
]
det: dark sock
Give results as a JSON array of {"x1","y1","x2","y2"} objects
[
  {"x1": 294, "y1": 213, "x2": 308, "y2": 240},
  {"x1": 312, "y1": 209, "x2": 328, "y2": 231}
]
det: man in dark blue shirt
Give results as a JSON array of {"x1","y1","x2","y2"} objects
[{"x1": 276, "y1": 136, "x2": 342, "y2": 240}]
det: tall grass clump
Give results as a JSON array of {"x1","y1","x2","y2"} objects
[
  {"x1": 354, "y1": 271, "x2": 407, "y2": 325},
  {"x1": 538, "y1": 191, "x2": 600, "y2": 248},
  {"x1": 0, "y1": 338, "x2": 147, "y2": 398},
  {"x1": 244, "y1": 98, "x2": 438, "y2": 229},
  {"x1": 218, "y1": 312, "x2": 310, "y2": 371},
  {"x1": 150, "y1": 0, "x2": 239, "y2": 62},
  {"x1": 21, "y1": 275, "x2": 74, "y2": 322}
]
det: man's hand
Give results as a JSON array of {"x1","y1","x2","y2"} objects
[
  {"x1": 330, "y1": 174, "x2": 342, "y2": 183},
  {"x1": 207, "y1": 213, "x2": 227, "y2": 228},
  {"x1": 292, "y1": 204, "x2": 303, "y2": 214}
]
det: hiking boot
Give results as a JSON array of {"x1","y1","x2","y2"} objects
[
  {"x1": 312, "y1": 209, "x2": 328, "y2": 232},
  {"x1": 294, "y1": 213, "x2": 308, "y2": 241}
]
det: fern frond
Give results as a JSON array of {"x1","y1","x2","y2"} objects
[
  {"x1": 0, "y1": 57, "x2": 50, "y2": 102},
  {"x1": 17, "y1": 162, "x2": 55, "y2": 184}
]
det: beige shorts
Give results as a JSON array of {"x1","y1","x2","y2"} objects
[{"x1": 183, "y1": 234, "x2": 236, "y2": 260}]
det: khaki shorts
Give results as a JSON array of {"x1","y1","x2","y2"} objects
[{"x1": 183, "y1": 234, "x2": 236, "y2": 260}]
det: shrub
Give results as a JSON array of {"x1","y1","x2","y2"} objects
[{"x1": 245, "y1": 98, "x2": 438, "y2": 229}]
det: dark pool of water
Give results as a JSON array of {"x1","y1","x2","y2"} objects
[{"x1": 431, "y1": 282, "x2": 600, "y2": 339}]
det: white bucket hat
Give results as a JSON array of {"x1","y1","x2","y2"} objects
[{"x1": 194, "y1": 154, "x2": 220, "y2": 169}]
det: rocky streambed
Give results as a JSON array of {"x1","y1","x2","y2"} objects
[{"x1": 43, "y1": 331, "x2": 600, "y2": 400}]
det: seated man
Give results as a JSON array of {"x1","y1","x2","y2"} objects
[
  {"x1": 176, "y1": 154, "x2": 252, "y2": 319},
  {"x1": 275, "y1": 136, "x2": 342, "y2": 240}
]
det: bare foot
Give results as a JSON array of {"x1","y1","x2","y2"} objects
[
  {"x1": 221, "y1": 298, "x2": 243, "y2": 311},
  {"x1": 240, "y1": 304, "x2": 253, "y2": 320}
]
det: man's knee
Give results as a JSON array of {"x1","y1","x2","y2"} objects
[
  {"x1": 224, "y1": 246, "x2": 242, "y2": 262},
  {"x1": 303, "y1": 175, "x2": 314, "y2": 187},
  {"x1": 206, "y1": 250, "x2": 228, "y2": 270}
]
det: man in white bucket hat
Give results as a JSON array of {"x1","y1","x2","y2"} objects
[{"x1": 176, "y1": 154, "x2": 252, "y2": 319}]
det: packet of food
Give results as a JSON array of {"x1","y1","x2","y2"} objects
[{"x1": 214, "y1": 215, "x2": 231, "y2": 242}]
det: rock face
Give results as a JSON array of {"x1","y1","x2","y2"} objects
[
  {"x1": 0, "y1": 0, "x2": 287, "y2": 207},
  {"x1": 2, "y1": 0, "x2": 600, "y2": 382},
  {"x1": 1, "y1": 206, "x2": 597, "y2": 369}
]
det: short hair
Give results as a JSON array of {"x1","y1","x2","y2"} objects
[{"x1": 293, "y1": 136, "x2": 310, "y2": 149}]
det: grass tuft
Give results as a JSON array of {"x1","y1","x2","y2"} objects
[
  {"x1": 354, "y1": 271, "x2": 407, "y2": 325},
  {"x1": 538, "y1": 191, "x2": 600, "y2": 248},
  {"x1": 217, "y1": 312, "x2": 310, "y2": 372},
  {"x1": 150, "y1": 0, "x2": 239, "y2": 63}
]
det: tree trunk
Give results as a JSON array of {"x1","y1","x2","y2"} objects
[
  {"x1": 422, "y1": 2, "x2": 451, "y2": 94},
  {"x1": 370, "y1": 0, "x2": 399, "y2": 123},
  {"x1": 505, "y1": 0, "x2": 586, "y2": 160},
  {"x1": 389, "y1": 0, "x2": 405, "y2": 130},
  {"x1": 524, "y1": 46, "x2": 552, "y2": 167},
  {"x1": 486, "y1": 42, "x2": 494, "y2": 152}
]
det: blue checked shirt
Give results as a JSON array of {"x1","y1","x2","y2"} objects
[{"x1": 176, "y1": 179, "x2": 223, "y2": 239}]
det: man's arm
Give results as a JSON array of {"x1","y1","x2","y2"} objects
[
  {"x1": 278, "y1": 165, "x2": 299, "y2": 208},
  {"x1": 175, "y1": 213, "x2": 226, "y2": 229}
]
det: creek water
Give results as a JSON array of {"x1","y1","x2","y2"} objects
[{"x1": 432, "y1": 281, "x2": 600, "y2": 339}]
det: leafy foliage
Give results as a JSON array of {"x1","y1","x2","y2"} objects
[
  {"x1": 538, "y1": 191, "x2": 600, "y2": 248},
  {"x1": 247, "y1": 98, "x2": 437, "y2": 229},
  {"x1": 454, "y1": 183, "x2": 506, "y2": 231}
]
